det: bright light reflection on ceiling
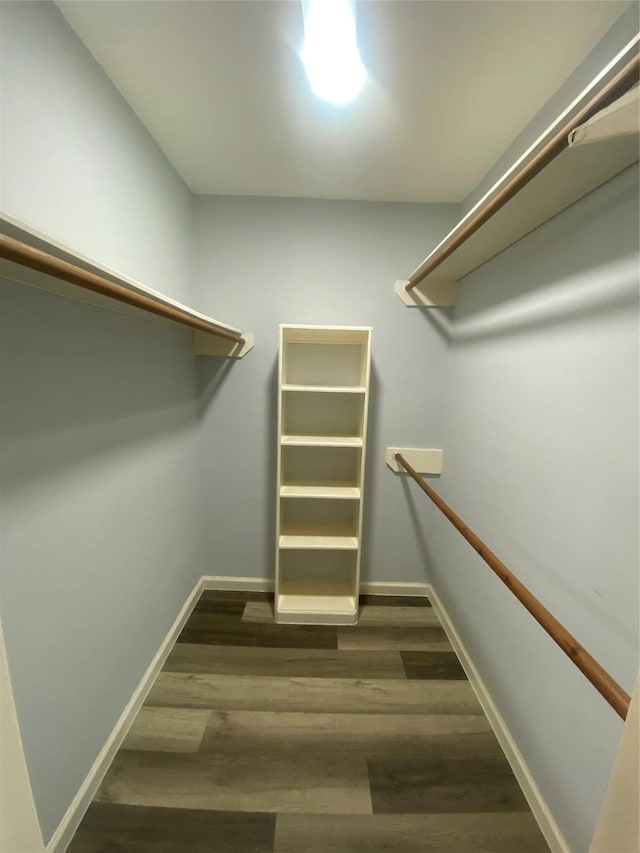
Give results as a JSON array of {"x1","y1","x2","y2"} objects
[{"x1": 300, "y1": 0, "x2": 367, "y2": 105}]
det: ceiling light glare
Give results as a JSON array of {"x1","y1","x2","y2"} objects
[{"x1": 301, "y1": 0, "x2": 366, "y2": 105}]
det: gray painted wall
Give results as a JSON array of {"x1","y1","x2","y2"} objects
[
  {"x1": 427, "y1": 164, "x2": 639, "y2": 852},
  {"x1": 0, "y1": 0, "x2": 193, "y2": 303},
  {"x1": 0, "y1": 2, "x2": 206, "y2": 843},
  {"x1": 462, "y1": 3, "x2": 639, "y2": 216},
  {"x1": 191, "y1": 195, "x2": 459, "y2": 583},
  {"x1": 0, "y1": 281, "x2": 206, "y2": 843}
]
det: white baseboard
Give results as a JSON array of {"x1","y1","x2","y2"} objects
[
  {"x1": 201, "y1": 575, "x2": 275, "y2": 592},
  {"x1": 425, "y1": 583, "x2": 570, "y2": 853},
  {"x1": 360, "y1": 581, "x2": 431, "y2": 597},
  {"x1": 201, "y1": 577, "x2": 431, "y2": 598},
  {"x1": 46, "y1": 577, "x2": 204, "y2": 853}
]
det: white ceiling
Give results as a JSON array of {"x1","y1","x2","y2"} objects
[{"x1": 56, "y1": 0, "x2": 630, "y2": 203}]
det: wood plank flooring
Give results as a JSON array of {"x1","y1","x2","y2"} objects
[{"x1": 69, "y1": 590, "x2": 549, "y2": 852}]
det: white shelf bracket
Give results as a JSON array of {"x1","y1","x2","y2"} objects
[
  {"x1": 193, "y1": 330, "x2": 254, "y2": 358},
  {"x1": 569, "y1": 86, "x2": 640, "y2": 147},
  {"x1": 394, "y1": 278, "x2": 458, "y2": 308},
  {"x1": 385, "y1": 447, "x2": 443, "y2": 474}
]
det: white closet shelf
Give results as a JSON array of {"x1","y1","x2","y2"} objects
[
  {"x1": 281, "y1": 435, "x2": 363, "y2": 448},
  {"x1": 279, "y1": 535, "x2": 359, "y2": 550},
  {"x1": 282, "y1": 384, "x2": 366, "y2": 394},
  {"x1": 0, "y1": 214, "x2": 254, "y2": 358},
  {"x1": 280, "y1": 485, "x2": 361, "y2": 499},
  {"x1": 396, "y1": 39, "x2": 639, "y2": 306},
  {"x1": 407, "y1": 133, "x2": 637, "y2": 288}
]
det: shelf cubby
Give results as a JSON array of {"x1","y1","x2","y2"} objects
[
  {"x1": 282, "y1": 329, "x2": 369, "y2": 388},
  {"x1": 277, "y1": 581, "x2": 358, "y2": 623},
  {"x1": 280, "y1": 498, "x2": 359, "y2": 538},
  {"x1": 282, "y1": 390, "x2": 364, "y2": 442},
  {"x1": 280, "y1": 444, "x2": 361, "y2": 489}
]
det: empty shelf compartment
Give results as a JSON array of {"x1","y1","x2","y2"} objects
[
  {"x1": 279, "y1": 549, "x2": 357, "y2": 584},
  {"x1": 282, "y1": 390, "x2": 365, "y2": 440},
  {"x1": 281, "y1": 445, "x2": 361, "y2": 489},
  {"x1": 280, "y1": 497, "x2": 359, "y2": 537},
  {"x1": 282, "y1": 329, "x2": 370, "y2": 389},
  {"x1": 277, "y1": 580, "x2": 357, "y2": 624}
]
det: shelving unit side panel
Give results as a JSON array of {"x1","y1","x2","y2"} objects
[
  {"x1": 353, "y1": 329, "x2": 372, "y2": 605},
  {"x1": 275, "y1": 325, "x2": 286, "y2": 598}
]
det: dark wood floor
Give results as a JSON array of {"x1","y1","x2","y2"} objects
[{"x1": 68, "y1": 591, "x2": 549, "y2": 852}]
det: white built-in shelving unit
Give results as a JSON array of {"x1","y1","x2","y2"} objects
[{"x1": 275, "y1": 325, "x2": 372, "y2": 625}]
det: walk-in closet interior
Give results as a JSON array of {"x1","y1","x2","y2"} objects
[{"x1": 1, "y1": 2, "x2": 638, "y2": 852}]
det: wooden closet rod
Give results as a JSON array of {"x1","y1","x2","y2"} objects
[
  {"x1": 406, "y1": 51, "x2": 640, "y2": 292},
  {"x1": 0, "y1": 235, "x2": 245, "y2": 344},
  {"x1": 394, "y1": 453, "x2": 631, "y2": 720}
]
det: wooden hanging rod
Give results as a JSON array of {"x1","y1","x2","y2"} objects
[
  {"x1": 394, "y1": 453, "x2": 631, "y2": 720},
  {"x1": 406, "y1": 49, "x2": 640, "y2": 292},
  {"x1": 0, "y1": 234, "x2": 245, "y2": 344}
]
